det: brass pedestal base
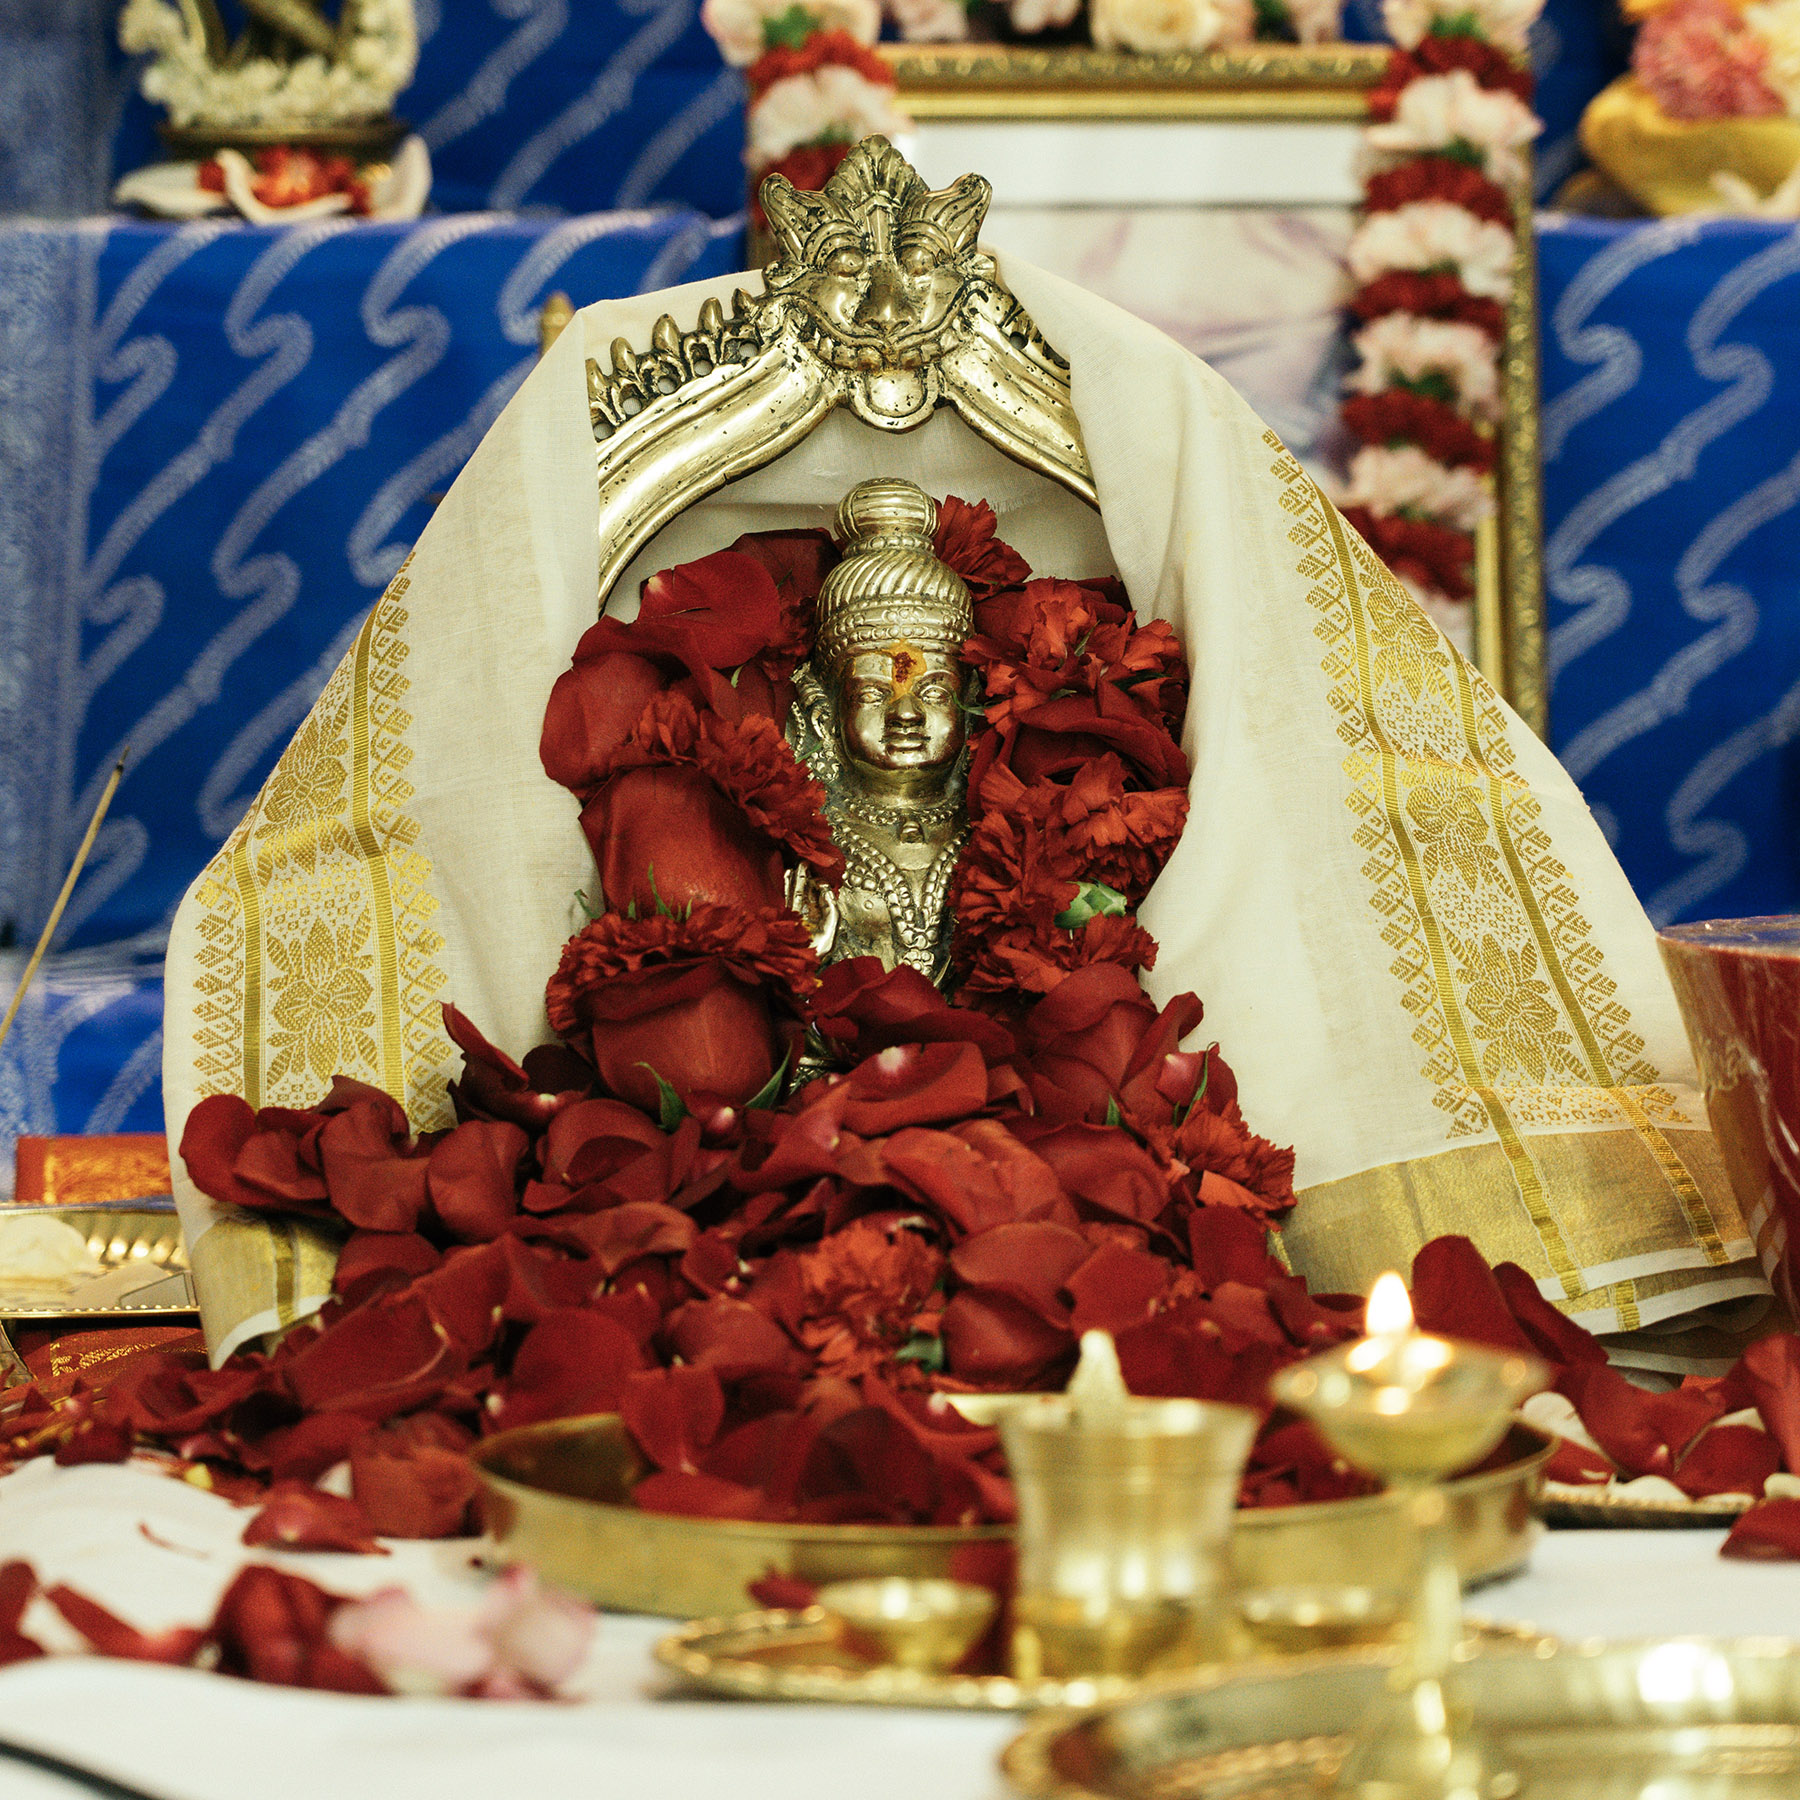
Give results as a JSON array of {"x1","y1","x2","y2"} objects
[{"x1": 156, "y1": 118, "x2": 409, "y2": 162}]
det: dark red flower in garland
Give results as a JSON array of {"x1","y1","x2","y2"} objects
[
  {"x1": 746, "y1": 30, "x2": 895, "y2": 100},
  {"x1": 1350, "y1": 271, "x2": 1506, "y2": 339},
  {"x1": 1363, "y1": 157, "x2": 1513, "y2": 228},
  {"x1": 1342, "y1": 390, "x2": 1495, "y2": 471},
  {"x1": 1341, "y1": 506, "x2": 1475, "y2": 601},
  {"x1": 1370, "y1": 42, "x2": 1533, "y2": 119},
  {"x1": 546, "y1": 903, "x2": 819, "y2": 1113}
]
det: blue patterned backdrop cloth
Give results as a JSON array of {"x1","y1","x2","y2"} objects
[
  {"x1": 0, "y1": 207, "x2": 739, "y2": 1186},
  {"x1": 1538, "y1": 214, "x2": 1800, "y2": 930}
]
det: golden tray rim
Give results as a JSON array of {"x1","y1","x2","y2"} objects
[
  {"x1": 0, "y1": 1201, "x2": 196, "y2": 1320},
  {"x1": 1541, "y1": 1477, "x2": 1752, "y2": 1528},
  {"x1": 471, "y1": 1413, "x2": 1554, "y2": 1618},
  {"x1": 1000, "y1": 1634, "x2": 1800, "y2": 1799},
  {"x1": 652, "y1": 1606, "x2": 1548, "y2": 1713}
]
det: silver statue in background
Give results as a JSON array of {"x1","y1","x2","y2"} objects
[{"x1": 787, "y1": 479, "x2": 972, "y2": 984}]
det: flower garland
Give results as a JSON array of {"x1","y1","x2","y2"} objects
[{"x1": 1338, "y1": 0, "x2": 1543, "y2": 645}]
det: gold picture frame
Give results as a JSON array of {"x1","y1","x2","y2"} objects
[{"x1": 882, "y1": 43, "x2": 1547, "y2": 735}]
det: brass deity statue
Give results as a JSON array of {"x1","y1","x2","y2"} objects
[{"x1": 787, "y1": 479, "x2": 973, "y2": 984}]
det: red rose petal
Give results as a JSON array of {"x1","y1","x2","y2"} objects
[
  {"x1": 1723, "y1": 1497, "x2": 1800, "y2": 1560},
  {"x1": 242, "y1": 1483, "x2": 387, "y2": 1554},
  {"x1": 493, "y1": 1308, "x2": 647, "y2": 1431},
  {"x1": 1674, "y1": 1422, "x2": 1781, "y2": 1500},
  {"x1": 427, "y1": 1119, "x2": 528, "y2": 1242}
]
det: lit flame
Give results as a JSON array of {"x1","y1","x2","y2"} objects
[{"x1": 1365, "y1": 1272, "x2": 1414, "y2": 1339}]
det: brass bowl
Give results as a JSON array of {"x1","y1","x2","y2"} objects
[
  {"x1": 471, "y1": 1414, "x2": 1553, "y2": 1619},
  {"x1": 815, "y1": 1577, "x2": 998, "y2": 1673}
]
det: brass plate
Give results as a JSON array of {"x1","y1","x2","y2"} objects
[
  {"x1": 0, "y1": 1201, "x2": 195, "y2": 1318},
  {"x1": 1002, "y1": 1638, "x2": 1800, "y2": 1798},
  {"x1": 654, "y1": 1608, "x2": 1545, "y2": 1713},
  {"x1": 472, "y1": 1415, "x2": 1553, "y2": 1620},
  {"x1": 1541, "y1": 1480, "x2": 1752, "y2": 1529}
]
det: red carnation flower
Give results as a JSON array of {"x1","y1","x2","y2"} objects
[
  {"x1": 1341, "y1": 390, "x2": 1495, "y2": 471},
  {"x1": 933, "y1": 496, "x2": 1032, "y2": 598},
  {"x1": 1341, "y1": 506, "x2": 1475, "y2": 601},
  {"x1": 957, "y1": 912, "x2": 1159, "y2": 1001},
  {"x1": 1363, "y1": 157, "x2": 1513, "y2": 228},
  {"x1": 1351, "y1": 272, "x2": 1506, "y2": 339}
]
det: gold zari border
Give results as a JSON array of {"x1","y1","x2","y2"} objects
[
  {"x1": 1284, "y1": 1132, "x2": 1752, "y2": 1331},
  {"x1": 1269, "y1": 436, "x2": 1739, "y2": 1314}
]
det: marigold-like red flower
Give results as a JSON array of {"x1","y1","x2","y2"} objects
[
  {"x1": 933, "y1": 496, "x2": 1032, "y2": 598},
  {"x1": 1342, "y1": 390, "x2": 1495, "y2": 470}
]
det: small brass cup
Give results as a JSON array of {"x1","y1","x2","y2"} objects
[{"x1": 814, "y1": 1577, "x2": 998, "y2": 1674}]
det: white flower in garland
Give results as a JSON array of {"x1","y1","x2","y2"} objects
[
  {"x1": 1350, "y1": 313, "x2": 1501, "y2": 415},
  {"x1": 1346, "y1": 198, "x2": 1517, "y2": 298},
  {"x1": 747, "y1": 64, "x2": 911, "y2": 162},
  {"x1": 1744, "y1": 0, "x2": 1800, "y2": 115},
  {"x1": 1382, "y1": 0, "x2": 1540, "y2": 53},
  {"x1": 1007, "y1": 0, "x2": 1085, "y2": 29},
  {"x1": 119, "y1": 0, "x2": 418, "y2": 129},
  {"x1": 1089, "y1": 0, "x2": 1255, "y2": 54},
  {"x1": 703, "y1": 0, "x2": 882, "y2": 66},
  {"x1": 1342, "y1": 443, "x2": 1494, "y2": 530},
  {"x1": 888, "y1": 0, "x2": 974, "y2": 38},
  {"x1": 1364, "y1": 69, "x2": 1541, "y2": 183},
  {"x1": 1285, "y1": 0, "x2": 1348, "y2": 40}
]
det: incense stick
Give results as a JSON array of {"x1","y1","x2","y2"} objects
[{"x1": 0, "y1": 750, "x2": 129, "y2": 1057}]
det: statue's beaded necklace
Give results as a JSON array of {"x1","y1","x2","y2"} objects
[{"x1": 836, "y1": 817, "x2": 967, "y2": 977}]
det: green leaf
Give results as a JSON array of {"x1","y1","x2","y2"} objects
[
  {"x1": 646, "y1": 865, "x2": 676, "y2": 920},
  {"x1": 1251, "y1": 0, "x2": 1291, "y2": 38},
  {"x1": 1055, "y1": 881, "x2": 1129, "y2": 931},
  {"x1": 1104, "y1": 1096, "x2": 1123, "y2": 1128},
  {"x1": 894, "y1": 1333, "x2": 945, "y2": 1373},
  {"x1": 744, "y1": 1049, "x2": 791, "y2": 1112},
  {"x1": 1428, "y1": 10, "x2": 1484, "y2": 37},
  {"x1": 637, "y1": 1063, "x2": 689, "y2": 1131},
  {"x1": 1441, "y1": 137, "x2": 1487, "y2": 170},
  {"x1": 574, "y1": 885, "x2": 605, "y2": 921},
  {"x1": 760, "y1": 3, "x2": 816, "y2": 47}
]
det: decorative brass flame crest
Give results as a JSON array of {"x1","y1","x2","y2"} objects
[{"x1": 586, "y1": 137, "x2": 1095, "y2": 612}]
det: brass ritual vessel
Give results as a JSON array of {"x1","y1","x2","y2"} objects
[
  {"x1": 1269, "y1": 1276, "x2": 1546, "y2": 1800},
  {"x1": 471, "y1": 1409, "x2": 1552, "y2": 1623}
]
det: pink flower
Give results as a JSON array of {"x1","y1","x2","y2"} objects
[
  {"x1": 1634, "y1": 0, "x2": 1784, "y2": 120},
  {"x1": 1346, "y1": 200, "x2": 1516, "y2": 299},
  {"x1": 1008, "y1": 0, "x2": 1083, "y2": 27},
  {"x1": 1349, "y1": 313, "x2": 1500, "y2": 416},
  {"x1": 702, "y1": 0, "x2": 880, "y2": 65},
  {"x1": 747, "y1": 65, "x2": 912, "y2": 162},
  {"x1": 1340, "y1": 443, "x2": 1493, "y2": 531},
  {"x1": 888, "y1": 0, "x2": 971, "y2": 38},
  {"x1": 1382, "y1": 0, "x2": 1542, "y2": 52},
  {"x1": 1364, "y1": 70, "x2": 1542, "y2": 183},
  {"x1": 326, "y1": 1568, "x2": 595, "y2": 1699}
]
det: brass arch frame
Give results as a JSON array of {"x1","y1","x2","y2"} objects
[{"x1": 581, "y1": 138, "x2": 1097, "y2": 614}]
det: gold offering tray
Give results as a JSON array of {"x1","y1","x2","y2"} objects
[
  {"x1": 0, "y1": 1201, "x2": 195, "y2": 1318},
  {"x1": 654, "y1": 1608, "x2": 1545, "y2": 1713},
  {"x1": 1002, "y1": 1638, "x2": 1800, "y2": 1798},
  {"x1": 1541, "y1": 1480, "x2": 1752, "y2": 1528},
  {"x1": 472, "y1": 1414, "x2": 1553, "y2": 1619}
]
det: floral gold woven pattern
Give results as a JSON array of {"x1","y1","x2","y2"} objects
[{"x1": 190, "y1": 561, "x2": 450, "y2": 1128}]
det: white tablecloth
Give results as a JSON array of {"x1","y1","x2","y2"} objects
[{"x1": 1, "y1": 1461, "x2": 1798, "y2": 1800}]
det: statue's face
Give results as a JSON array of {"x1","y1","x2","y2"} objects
[{"x1": 837, "y1": 641, "x2": 965, "y2": 779}]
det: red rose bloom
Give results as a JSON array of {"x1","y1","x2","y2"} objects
[
  {"x1": 546, "y1": 904, "x2": 819, "y2": 1112},
  {"x1": 933, "y1": 496, "x2": 1032, "y2": 598}
]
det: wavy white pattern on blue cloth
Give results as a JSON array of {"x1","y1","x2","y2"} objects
[
  {"x1": 0, "y1": 209, "x2": 738, "y2": 1183},
  {"x1": 1541, "y1": 215, "x2": 1800, "y2": 929}
]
